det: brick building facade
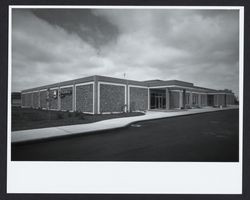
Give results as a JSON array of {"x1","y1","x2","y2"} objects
[{"x1": 21, "y1": 75, "x2": 236, "y2": 114}]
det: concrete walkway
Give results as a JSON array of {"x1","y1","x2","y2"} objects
[{"x1": 11, "y1": 106, "x2": 239, "y2": 143}]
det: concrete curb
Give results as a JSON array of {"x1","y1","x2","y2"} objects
[{"x1": 11, "y1": 106, "x2": 239, "y2": 144}]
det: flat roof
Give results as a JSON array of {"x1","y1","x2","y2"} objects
[{"x1": 21, "y1": 75, "x2": 234, "y2": 94}]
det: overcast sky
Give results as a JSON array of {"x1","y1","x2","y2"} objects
[{"x1": 12, "y1": 8, "x2": 240, "y2": 96}]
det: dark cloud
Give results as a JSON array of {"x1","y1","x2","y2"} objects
[
  {"x1": 11, "y1": 8, "x2": 240, "y2": 96},
  {"x1": 31, "y1": 9, "x2": 119, "y2": 49}
]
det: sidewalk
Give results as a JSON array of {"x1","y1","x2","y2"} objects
[{"x1": 11, "y1": 106, "x2": 239, "y2": 143}]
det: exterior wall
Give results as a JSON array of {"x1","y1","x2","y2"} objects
[
  {"x1": 185, "y1": 93, "x2": 190, "y2": 106},
  {"x1": 40, "y1": 90, "x2": 47, "y2": 109},
  {"x1": 21, "y1": 75, "x2": 235, "y2": 113},
  {"x1": 201, "y1": 94, "x2": 207, "y2": 107},
  {"x1": 26, "y1": 93, "x2": 32, "y2": 107},
  {"x1": 21, "y1": 93, "x2": 26, "y2": 107},
  {"x1": 218, "y1": 94, "x2": 226, "y2": 106},
  {"x1": 33, "y1": 91, "x2": 40, "y2": 108},
  {"x1": 60, "y1": 86, "x2": 73, "y2": 111},
  {"x1": 75, "y1": 83, "x2": 94, "y2": 113},
  {"x1": 99, "y1": 83, "x2": 125, "y2": 113},
  {"x1": 170, "y1": 91, "x2": 180, "y2": 109},
  {"x1": 165, "y1": 88, "x2": 170, "y2": 110},
  {"x1": 192, "y1": 93, "x2": 199, "y2": 106},
  {"x1": 213, "y1": 94, "x2": 226, "y2": 106},
  {"x1": 226, "y1": 94, "x2": 234, "y2": 105},
  {"x1": 49, "y1": 88, "x2": 59, "y2": 110},
  {"x1": 129, "y1": 86, "x2": 148, "y2": 111}
]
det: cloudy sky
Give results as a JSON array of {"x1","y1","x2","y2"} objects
[{"x1": 12, "y1": 8, "x2": 240, "y2": 96}]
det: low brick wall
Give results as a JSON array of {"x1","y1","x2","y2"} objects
[
  {"x1": 129, "y1": 87, "x2": 148, "y2": 111},
  {"x1": 99, "y1": 84, "x2": 125, "y2": 113},
  {"x1": 76, "y1": 84, "x2": 93, "y2": 113}
]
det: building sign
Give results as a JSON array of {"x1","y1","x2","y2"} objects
[
  {"x1": 53, "y1": 90, "x2": 58, "y2": 99},
  {"x1": 60, "y1": 90, "x2": 72, "y2": 98}
]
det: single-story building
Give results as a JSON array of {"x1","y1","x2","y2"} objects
[{"x1": 20, "y1": 75, "x2": 236, "y2": 114}]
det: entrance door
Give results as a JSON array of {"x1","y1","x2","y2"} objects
[
  {"x1": 207, "y1": 95, "x2": 214, "y2": 106},
  {"x1": 150, "y1": 89, "x2": 166, "y2": 109},
  {"x1": 155, "y1": 95, "x2": 163, "y2": 109}
]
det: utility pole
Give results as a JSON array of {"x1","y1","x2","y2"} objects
[{"x1": 124, "y1": 73, "x2": 128, "y2": 113}]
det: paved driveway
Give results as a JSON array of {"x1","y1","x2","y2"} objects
[{"x1": 12, "y1": 109, "x2": 239, "y2": 162}]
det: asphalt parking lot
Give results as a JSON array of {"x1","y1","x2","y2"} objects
[{"x1": 11, "y1": 109, "x2": 239, "y2": 162}]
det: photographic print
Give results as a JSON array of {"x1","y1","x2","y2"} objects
[{"x1": 7, "y1": 6, "x2": 243, "y2": 194}]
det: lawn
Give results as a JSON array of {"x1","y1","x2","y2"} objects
[{"x1": 12, "y1": 107, "x2": 144, "y2": 131}]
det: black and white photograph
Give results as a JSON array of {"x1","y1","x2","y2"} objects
[{"x1": 6, "y1": 5, "x2": 244, "y2": 194}]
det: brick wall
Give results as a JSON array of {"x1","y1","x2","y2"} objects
[
  {"x1": 33, "y1": 92, "x2": 39, "y2": 108},
  {"x1": 49, "y1": 89, "x2": 59, "y2": 110},
  {"x1": 170, "y1": 91, "x2": 180, "y2": 109},
  {"x1": 21, "y1": 93, "x2": 26, "y2": 107},
  {"x1": 40, "y1": 90, "x2": 47, "y2": 109},
  {"x1": 76, "y1": 84, "x2": 93, "y2": 113},
  {"x1": 26, "y1": 93, "x2": 32, "y2": 107},
  {"x1": 99, "y1": 84, "x2": 125, "y2": 113},
  {"x1": 201, "y1": 94, "x2": 207, "y2": 106},
  {"x1": 129, "y1": 87, "x2": 148, "y2": 111},
  {"x1": 60, "y1": 87, "x2": 73, "y2": 111}
]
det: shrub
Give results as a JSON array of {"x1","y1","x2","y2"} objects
[
  {"x1": 57, "y1": 113, "x2": 64, "y2": 119},
  {"x1": 74, "y1": 111, "x2": 81, "y2": 117},
  {"x1": 79, "y1": 115, "x2": 85, "y2": 120},
  {"x1": 67, "y1": 112, "x2": 72, "y2": 117}
]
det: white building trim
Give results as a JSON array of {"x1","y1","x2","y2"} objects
[
  {"x1": 148, "y1": 88, "x2": 150, "y2": 110},
  {"x1": 75, "y1": 82, "x2": 94, "y2": 87},
  {"x1": 60, "y1": 84, "x2": 74, "y2": 89},
  {"x1": 97, "y1": 81, "x2": 127, "y2": 114},
  {"x1": 170, "y1": 89, "x2": 183, "y2": 92},
  {"x1": 191, "y1": 91, "x2": 207, "y2": 95},
  {"x1": 21, "y1": 91, "x2": 34, "y2": 94},
  {"x1": 149, "y1": 84, "x2": 212, "y2": 92}
]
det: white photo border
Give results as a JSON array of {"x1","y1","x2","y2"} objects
[{"x1": 7, "y1": 5, "x2": 244, "y2": 194}]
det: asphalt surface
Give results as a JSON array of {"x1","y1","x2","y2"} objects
[{"x1": 11, "y1": 109, "x2": 239, "y2": 162}]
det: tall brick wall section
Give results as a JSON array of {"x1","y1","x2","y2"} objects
[
  {"x1": 49, "y1": 89, "x2": 59, "y2": 110},
  {"x1": 170, "y1": 91, "x2": 180, "y2": 109},
  {"x1": 21, "y1": 94, "x2": 24, "y2": 106},
  {"x1": 33, "y1": 92, "x2": 39, "y2": 108},
  {"x1": 60, "y1": 87, "x2": 73, "y2": 111},
  {"x1": 76, "y1": 84, "x2": 93, "y2": 113},
  {"x1": 21, "y1": 93, "x2": 26, "y2": 107},
  {"x1": 40, "y1": 90, "x2": 47, "y2": 109},
  {"x1": 26, "y1": 93, "x2": 32, "y2": 107},
  {"x1": 129, "y1": 87, "x2": 148, "y2": 111},
  {"x1": 99, "y1": 84, "x2": 125, "y2": 113}
]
